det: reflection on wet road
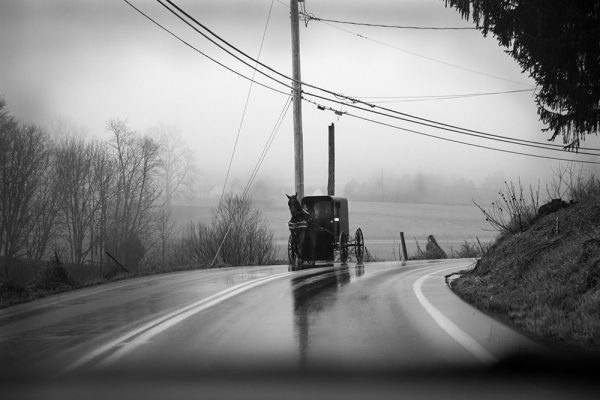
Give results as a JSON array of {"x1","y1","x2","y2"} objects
[
  {"x1": 292, "y1": 265, "x2": 354, "y2": 367},
  {"x1": 7, "y1": 260, "x2": 599, "y2": 400},
  {"x1": 1, "y1": 260, "x2": 541, "y2": 379}
]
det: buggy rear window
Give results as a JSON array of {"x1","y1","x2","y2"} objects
[{"x1": 305, "y1": 199, "x2": 332, "y2": 220}]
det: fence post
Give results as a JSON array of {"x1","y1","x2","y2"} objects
[{"x1": 400, "y1": 232, "x2": 408, "y2": 261}]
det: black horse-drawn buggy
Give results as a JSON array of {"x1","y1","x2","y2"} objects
[{"x1": 287, "y1": 194, "x2": 364, "y2": 271}]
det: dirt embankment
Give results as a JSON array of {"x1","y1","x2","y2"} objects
[{"x1": 451, "y1": 199, "x2": 600, "y2": 352}]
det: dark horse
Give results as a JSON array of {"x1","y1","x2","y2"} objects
[{"x1": 286, "y1": 193, "x2": 317, "y2": 267}]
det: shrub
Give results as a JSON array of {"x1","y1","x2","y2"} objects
[
  {"x1": 180, "y1": 194, "x2": 277, "y2": 266},
  {"x1": 474, "y1": 179, "x2": 540, "y2": 235},
  {"x1": 456, "y1": 241, "x2": 479, "y2": 258}
]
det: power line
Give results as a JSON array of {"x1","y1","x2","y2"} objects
[
  {"x1": 133, "y1": 0, "x2": 600, "y2": 158},
  {"x1": 218, "y1": 0, "x2": 275, "y2": 210},
  {"x1": 341, "y1": 110, "x2": 600, "y2": 165},
  {"x1": 243, "y1": 94, "x2": 293, "y2": 196},
  {"x1": 120, "y1": 0, "x2": 288, "y2": 96},
  {"x1": 320, "y1": 20, "x2": 534, "y2": 88},
  {"x1": 301, "y1": 13, "x2": 477, "y2": 30},
  {"x1": 302, "y1": 94, "x2": 600, "y2": 157},
  {"x1": 160, "y1": 0, "x2": 597, "y2": 154},
  {"x1": 157, "y1": 0, "x2": 574, "y2": 152},
  {"x1": 274, "y1": 0, "x2": 534, "y2": 88},
  {"x1": 358, "y1": 88, "x2": 535, "y2": 103},
  {"x1": 156, "y1": 0, "x2": 296, "y2": 94},
  {"x1": 211, "y1": 94, "x2": 293, "y2": 266}
]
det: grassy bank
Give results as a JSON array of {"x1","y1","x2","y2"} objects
[
  {"x1": 0, "y1": 257, "x2": 258, "y2": 309},
  {"x1": 450, "y1": 198, "x2": 600, "y2": 352},
  {"x1": 0, "y1": 257, "x2": 124, "y2": 308}
]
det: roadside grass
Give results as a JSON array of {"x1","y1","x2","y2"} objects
[
  {"x1": 0, "y1": 257, "x2": 231, "y2": 309},
  {"x1": 0, "y1": 252, "x2": 293, "y2": 309},
  {"x1": 410, "y1": 236, "x2": 490, "y2": 260},
  {"x1": 0, "y1": 257, "x2": 131, "y2": 308},
  {"x1": 450, "y1": 198, "x2": 600, "y2": 352}
]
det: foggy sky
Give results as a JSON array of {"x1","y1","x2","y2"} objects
[{"x1": 1, "y1": 0, "x2": 599, "y2": 198}]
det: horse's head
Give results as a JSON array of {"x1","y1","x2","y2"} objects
[{"x1": 286, "y1": 192, "x2": 301, "y2": 216}]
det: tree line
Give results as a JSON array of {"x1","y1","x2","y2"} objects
[
  {"x1": 1, "y1": 100, "x2": 278, "y2": 275},
  {"x1": 0, "y1": 100, "x2": 195, "y2": 272}
]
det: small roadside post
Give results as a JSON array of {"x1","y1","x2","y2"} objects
[{"x1": 400, "y1": 232, "x2": 408, "y2": 261}]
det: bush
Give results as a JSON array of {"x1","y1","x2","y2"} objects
[
  {"x1": 180, "y1": 194, "x2": 277, "y2": 266},
  {"x1": 475, "y1": 166, "x2": 600, "y2": 236},
  {"x1": 474, "y1": 179, "x2": 540, "y2": 235},
  {"x1": 29, "y1": 265, "x2": 73, "y2": 292},
  {"x1": 546, "y1": 163, "x2": 600, "y2": 203},
  {"x1": 455, "y1": 241, "x2": 479, "y2": 258}
]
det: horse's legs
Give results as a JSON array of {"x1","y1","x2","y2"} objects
[
  {"x1": 306, "y1": 229, "x2": 316, "y2": 265},
  {"x1": 296, "y1": 230, "x2": 305, "y2": 268}
]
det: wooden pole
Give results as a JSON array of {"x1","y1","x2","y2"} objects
[
  {"x1": 400, "y1": 232, "x2": 408, "y2": 261},
  {"x1": 328, "y1": 123, "x2": 335, "y2": 196},
  {"x1": 290, "y1": 0, "x2": 304, "y2": 199},
  {"x1": 381, "y1": 168, "x2": 384, "y2": 202}
]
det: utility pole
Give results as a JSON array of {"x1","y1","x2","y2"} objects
[
  {"x1": 328, "y1": 123, "x2": 335, "y2": 196},
  {"x1": 290, "y1": 0, "x2": 304, "y2": 199},
  {"x1": 381, "y1": 168, "x2": 384, "y2": 202}
]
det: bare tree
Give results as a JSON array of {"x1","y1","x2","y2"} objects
[
  {"x1": 108, "y1": 120, "x2": 161, "y2": 270},
  {"x1": 88, "y1": 141, "x2": 115, "y2": 266},
  {"x1": 54, "y1": 138, "x2": 98, "y2": 264},
  {"x1": 143, "y1": 203, "x2": 177, "y2": 270},
  {"x1": 0, "y1": 113, "x2": 49, "y2": 259},
  {"x1": 26, "y1": 146, "x2": 61, "y2": 261},
  {"x1": 150, "y1": 123, "x2": 197, "y2": 207},
  {"x1": 547, "y1": 163, "x2": 600, "y2": 202}
]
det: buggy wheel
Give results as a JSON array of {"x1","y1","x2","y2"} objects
[
  {"x1": 355, "y1": 228, "x2": 364, "y2": 263},
  {"x1": 339, "y1": 231, "x2": 349, "y2": 263},
  {"x1": 288, "y1": 234, "x2": 298, "y2": 270}
]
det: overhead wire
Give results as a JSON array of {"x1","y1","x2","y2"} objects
[
  {"x1": 159, "y1": 0, "x2": 600, "y2": 154},
  {"x1": 301, "y1": 92, "x2": 600, "y2": 156},
  {"x1": 300, "y1": 13, "x2": 477, "y2": 30},
  {"x1": 357, "y1": 88, "x2": 535, "y2": 103},
  {"x1": 342, "y1": 110, "x2": 600, "y2": 165},
  {"x1": 302, "y1": 97, "x2": 600, "y2": 165},
  {"x1": 211, "y1": 94, "x2": 293, "y2": 266},
  {"x1": 243, "y1": 94, "x2": 293, "y2": 196},
  {"x1": 120, "y1": 0, "x2": 288, "y2": 96},
  {"x1": 274, "y1": 0, "x2": 534, "y2": 88},
  {"x1": 130, "y1": 0, "x2": 600, "y2": 161},
  {"x1": 218, "y1": 0, "x2": 275, "y2": 211}
]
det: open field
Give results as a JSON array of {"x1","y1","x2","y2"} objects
[{"x1": 172, "y1": 198, "x2": 496, "y2": 260}]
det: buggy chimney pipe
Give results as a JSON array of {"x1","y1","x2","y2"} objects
[{"x1": 328, "y1": 123, "x2": 335, "y2": 196}]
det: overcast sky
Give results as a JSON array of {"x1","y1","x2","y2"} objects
[{"x1": 1, "y1": 0, "x2": 599, "y2": 196}]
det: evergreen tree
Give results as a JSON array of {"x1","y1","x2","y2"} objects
[{"x1": 446, "y1": 0, "x2": 600, "y2": 150}]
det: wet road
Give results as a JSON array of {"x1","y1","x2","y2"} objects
[
  {"x1": 4, "y1": 260, "x2": 595, "y2": 399},
  {"x1": 1, "y1": 260, "x2": 538, "y2": 374}
]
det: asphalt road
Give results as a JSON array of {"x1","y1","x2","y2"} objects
[{"x1": 1, "y1": 260, "x2": 597, "y2": 399}]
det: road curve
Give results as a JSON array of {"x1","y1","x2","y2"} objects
[{"x1": 2, "y1": 260, "x2": 595, "y2": 399}]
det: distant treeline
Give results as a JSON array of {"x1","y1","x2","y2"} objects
[
  {"x1": 218, "y1": 174, "x2": 503, "y2": 206},
  {"x1": 341, "y1": 173, "x2": 502, "y2": 205}
]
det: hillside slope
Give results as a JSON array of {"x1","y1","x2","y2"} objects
[{"x1": 451, "y1": 198, "x2": 600, "y2": 352}]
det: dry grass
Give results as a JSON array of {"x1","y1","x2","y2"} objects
[{"x1": 451, "y1": 198, "x2": 600, "y2": 352}]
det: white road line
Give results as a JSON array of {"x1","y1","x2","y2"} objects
[
  {"x1": 62, "y1": 271, "x2": 292, "y2": 373},
  {"x1": 413, "y1": 265, "x2": 497, "y2": 365},
  {"x1": 2, "y1": 267, "x2": 288, "y2": 319}
]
